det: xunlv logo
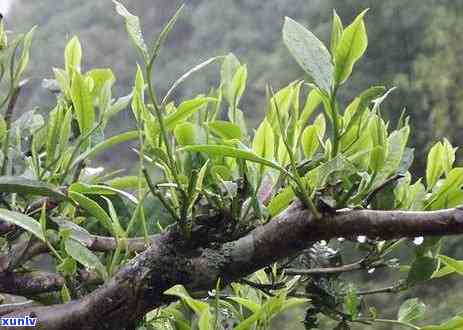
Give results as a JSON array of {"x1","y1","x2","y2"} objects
[{"x1": 0, "y1": 316, "x2": 37, "y2": 327}]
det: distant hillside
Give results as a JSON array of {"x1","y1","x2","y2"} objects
[{"x1": 6, "y1": 0, "x2": 463, "y2": 174}]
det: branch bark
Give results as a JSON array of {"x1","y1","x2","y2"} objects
[
  {"x1": 5, "y1": 203, "x2": 463, "y2": 330},
  {"x1": 0, "y1": 272, "x2": 64, "y2": 296}
]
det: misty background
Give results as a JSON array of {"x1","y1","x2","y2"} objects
[{"x1": 2, "y1": 1, "x2": 463, "y2": 328}]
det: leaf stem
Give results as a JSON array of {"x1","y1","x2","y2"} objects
[
  {"x1": 270, "y1": 87, "x2": 320, "y2": 219},
  {"x1": 330, "y1": 86, "x2": 340, "y2": 158}
]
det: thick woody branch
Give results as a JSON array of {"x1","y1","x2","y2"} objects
[
  {"x1": 0, "y1": 272, "x2": 64, "y2": 296},
  {"x1": 5, "y1": 203, "x2": 463, "y2": 330},
  {"x1": 0, "y1": 234, "x2": 157, "y2": 272}
]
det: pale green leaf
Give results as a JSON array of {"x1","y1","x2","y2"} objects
[
  {"x1": 344, "y1": 285, "x2": 360, "y2": 320},
  {"x1": 252, "y1": 119, "x2": 275, "y2": 161},
  {"x1": 0, "y1": 115, "x2": 6, "y2": 141},
  {"x1": 426, "y1": 168, "x2": 463, "y2": 210},
  {"x1": 69, "y1": 191, "x2": 113, "y2": 233},
  {"x1": 442, "y1": 138, "x2": 456, "y2": 175},
  {"x1": 421, "y1": 316, "x2": 463, "y2": 330},
  {"x1": 87, "y1": 68, "x2": 115, "y2": 100},
  {"x1": 179, "y1": 145, "x2": 286, "y2": 174},
  {"x1": 64, "y1": 36, "x2": 82, "y2": 74},
  {"x1": 131, "y1": 64, "x2": 145, "y2": 122},
  {"x1": 0, "y1": 209, "x2": 45, "y2": 241},
  {"x1": 65, "y1": 238, "x2": 108, "y2": 280},
  {"x1": 221, "y1": 53, "x2": 241, "y2": 105},
  {"x1": 438, "y1": 255, "x2": 463, "y2": 275},
  {"x1": 0, "y1": 176, "x2": 66, "y2": 201},
  {"x1": 302, "y1": 125, "x2": 319, "y2": 158},
  {"x1": 208, "y1": 121, "x2": 242, "y2": 140},
  {"x1": 334, "y1": 9, "x2": 368, "y2": 84},
  {"x1": 71, "y1": 73, "x2": 95, "y2": 136},
  {"x1": 299, "y1": 88, "x2": 323, "y2": 126},
  {"x1": 163, "y1": 56, "x2": 221, "y2": 105},
  {"x1": 71, "y1": 131, "x2": 138, "y2": 167},
  {"x1": 113, "y1": 0, "x2": 148, "y2": 59},
  {"x1": 426, "y1": 142, "x2": 444, "y2": 190},
  {"x1": 15, "y1": 26, "x2": 36, "y2": 85},
  {"x1": 330, "y1": 9, "x2": 343, "y2": 55},
  {"x1": 231, "y1": 64, "x2": 247, "y2": 107},
  {"x1": 174, "y1": 122, "x2": 197, "y2": 146},
  {"x1": 406, "y1": 256, "x2": 436, "y2": 287},
  {"x1": 398, "y1": 298, "x2": 426, "y2": 323},
  {"x1": 283, "y1": 17, "x2": 334, "y2": 93}
]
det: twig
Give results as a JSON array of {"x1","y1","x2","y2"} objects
[
  {"x1": 354, "y1": 285, "x2": 401, "y2": 296},
  {"x1": 239, "y1": 278, "x2": 285, "y2": 296},
  {"x1": 142, "y1": 168, "x2": 179, "y2": 221},
  {"x1": 284, "y1": 258, "x2": 366, "y2": 276}
]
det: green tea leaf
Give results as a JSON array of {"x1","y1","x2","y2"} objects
[
  {"x1": 299, "y1": 89, "x2": 323, "y2": 126},
  {"x1": 71, "y1": 72, "x2": 95, "y2": 136},
  {"x1": 46, "y1": 105, "x2": 65, "y2": 166},
  {"x1": 64, "y1": 36, "x2": 82, "y2": 74},
  {"x1": 149, "y1": 4, "x2": 185, "y2": 67},
  {"x1": 231, "y1": 64, "x2": 247, "y2": 107},
  {"x1": 145, "y1": 98, "x2": 210, "y2": 143},
  {"x1": 71, "y1": 131, "x2": 138, "y2": 167},
  {"x1": 164, "y1": 285, "x2": 212, "y2": 330},
  {"x1": 87, "y1": 68, "x2": 115, "y2": 100},
  {"x1": 442, "y1": 138, "x2": 457, "y2": 175},
  {"x1": 344, "y1": 285, "x2": 360, "y2": 320},
  {"x1": 302, "y1": 125, "x2": 319, "y2": 158},
  {"x1": 105, "y1": 92, "x2": 133, "y2": 121},
  {"x1": 330, "y1": 9, "x2": 343, "y2": 55},
  {"x1": 0, "y1": 115, "x2": 6, "y2": 141},
  {"x1": 334, "y1": 9, "x2": 368, "y2": 85},
  {"x1": 113, "y1": 0, "x2": 148, "y2": 60},
  {"x1": 131, "y1": 64, "x2": 145, "y2": 122},
  {"x1": 0, "y1": 176, "x2": 66, "y2": 201},
  {"x1": 342, "y1": 86, "x2": 386, "y2": 137},
  {"x1": 69, "y1": 191, "x2": 113, "y2": 234},
  {"x1": 267, "y1": 185, "x2": 295, "y2": 216},
  {"x1": 15, "y1": 26, "x2": 36, "y2": 85},
  {"x1": 406, "y1": 256, "x2": 436, "y2": 287},
  {"x1": 163, "y1": 56, "x2": 221, "y2": 105},
  {"x1": 283, "y1": 17, "x2": 333, "y2": 93},
  {"x1": 229, "y1": 297, "x2": 261, "y2": 313},
  {"x1": 167, "y1": 98, "x2": 209, "y2": 128},
  {"x1": 421, "y1": 316, "x2": 463, "y2": 330},
  {"x1": 65, "y1": 238, "x2": 108, "y2": 280},
  {"x1": 426, "y1": 142, "x2": 444, "y2": 190},
  {"x1": 426, "y1": 168, "x2": 463, "y2": 210},
  {"x1": 221, "y1": 53, "x2": 241, "y2": 105},
  {"x1": 208, "y1": 121, "x2": 242, "y2": 140},
  {"x1": 369, "y1": 146, "x2": 385, "y2": 173},
  {"x1": 174, "y1": 122, "x2": 197, "y2": 146},
  {"x1": 61, "y1": 284, "x2": 72, "y2": 303},
  {"x1": 105, "y1": 176, "x2": 142, "y2": 190},
  {"x1": 253, "y1": 119, "x2": 275, "y2": 161},
  {"x1": 438, "y1": 255, "x2": 463, "y2": 275},
  {"x1": 0, "y1": 209, "x2": 45, "y2": 241},
  {"x1": 180, "y1": 145, "x2": 285, "y2": 174},
  {"x1": 398, "y1": 298, "x2": 426, "y2": 323}
]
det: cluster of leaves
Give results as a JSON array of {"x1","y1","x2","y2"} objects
[{"x1": 2, "y1": 4, "x2": 463, "y2": 330}]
